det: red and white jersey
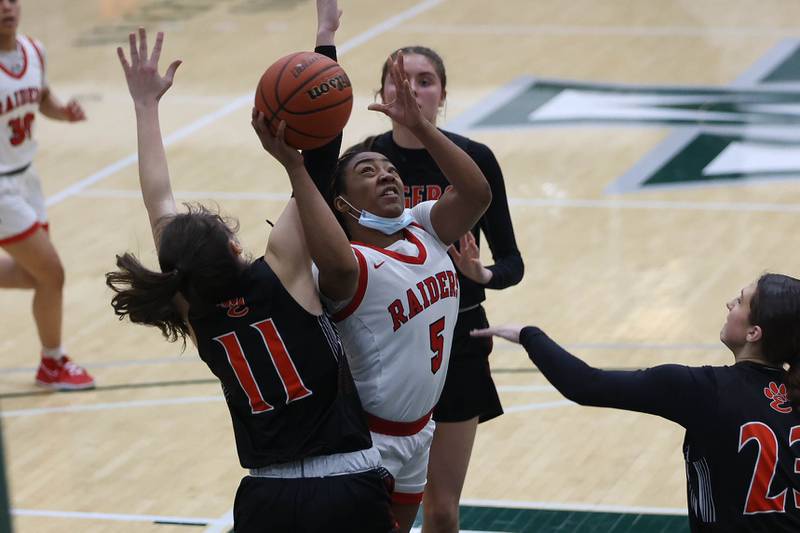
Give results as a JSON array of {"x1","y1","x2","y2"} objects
[
  {"x1": 0, "y1": 36, "x2": 45, "y2": 172},
  {"x1": 320, "y1": 201, "x2": 460, "y2": 423}
]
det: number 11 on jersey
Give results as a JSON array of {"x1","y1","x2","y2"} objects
[{"x1": 214, "y1": 319, "x2": 313, "y2": 414}]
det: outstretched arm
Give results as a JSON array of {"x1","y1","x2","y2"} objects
[
  {"x1": 369, "y1": 53, "x2": 492, "y2": 245},
  {"x1": 117, "y1": 28, "x2": 182, "y2": 247},
  {"x1": 253, "y1": 116, "x2": 358, "y2": 303},
  {"x1": 472, "y1": 326, "x2": 712, "y2": 428}
]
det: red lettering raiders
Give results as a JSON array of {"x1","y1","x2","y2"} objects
[{"x1": 322, "y1": 201, "x2": 460, "y2": 424}]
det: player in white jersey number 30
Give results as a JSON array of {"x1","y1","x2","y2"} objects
[{"x1": 0, "y1": 0, "x2": 94, "y2": 390}]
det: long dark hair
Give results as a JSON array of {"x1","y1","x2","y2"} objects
[
  {"x1": 105, "y1": 204, "x2": 248, "y2": 344},
  {"x1": 749, "y1": 273, "x2": 800, "y2": 405}
]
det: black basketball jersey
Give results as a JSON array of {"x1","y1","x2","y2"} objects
[
  {"x1": 368, "y1": 130, "x2": 524, "y2": 306},
  {"x1": 519, "y1": 327, "x2": 800, "y2": 532},
  {"x1": 682, "y1": 363, "x2": 800, "y2": 532},
  {"x1": 188, "y1": 258, "x2": 372, "y2": 468}
]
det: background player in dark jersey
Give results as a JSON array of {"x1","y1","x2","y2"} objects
[
  {"x1": 364, "y1": 45, "x2": 524, "y2": 533},
  {"x1": 473, "y1": 273, "x2": 800, "y2": 532},
  {"x1": 105, "y1": 26, "x2": 397, "y2": 533}
]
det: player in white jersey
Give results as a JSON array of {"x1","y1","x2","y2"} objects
[
  {"x1": 314, "y1": 52, "x2": 492, "y2": 532},
  {"x1": 0, "y1": 0, "x2": 94, "y2": 390}
]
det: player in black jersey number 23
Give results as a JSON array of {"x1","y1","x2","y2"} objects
[{"x1": 474, "y1": 273, "x2": 800, "y2": 532}]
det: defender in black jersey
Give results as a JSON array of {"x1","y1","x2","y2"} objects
[
  {"x1": 474, "y1": 273, "x2": 800, "y2": 532},
  {"x1": 368, "y1": 46, "x2": 524, "y2": 533},
  {"x1": 107, "y1": 20, "x2": 397, "y2": 533}
]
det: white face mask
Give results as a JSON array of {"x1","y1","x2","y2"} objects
[{"x1": 338, "y1": 196, "x2": 413, "y2": 235}]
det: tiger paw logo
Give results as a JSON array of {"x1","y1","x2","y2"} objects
[
  {"x1": 218, "y1": 297, "x2": 249, "y2": 318},
  {"x1": 764, "y1": 382, "x2": 793, "y2": 414}
]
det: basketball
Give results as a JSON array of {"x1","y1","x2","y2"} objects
[{"x1": 254, "y1": 51, "x2": 353, "y2": 150}]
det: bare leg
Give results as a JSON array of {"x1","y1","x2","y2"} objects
[
  {"x1": 422, "y1": 417, "x2": 479, "y2": 533},
  {"x1": 1, "y1": 229, "x2": 65, "y2": 349},
  {"x1": 391, "y1": 502, "x2": 420, "y2": 533}
]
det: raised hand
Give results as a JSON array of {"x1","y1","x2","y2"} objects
[
  {"x1": 316, "y1": 0, "x2": 342, "y2": 40},
  {"x1": 117, "y1": 28, "x2": 182, "y2": 106},
  {"x1": 251, "y1": 109, "x2": 304, "y2": 170},
  {"x1": 470, "y1": 325, "x2": 524, "y2": 344},
  {"x1": 368, "y1": 52, "x2": 427, "y2": 131},
  {"x1": 449, "y1": 231, "x2": 493, "y2": 284}
]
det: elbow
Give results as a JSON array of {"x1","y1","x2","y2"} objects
[{"x1": 476, "y1": 181, "x2": 492, "y2": 211}]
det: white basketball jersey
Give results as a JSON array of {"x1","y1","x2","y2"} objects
[
  {"x1": 0, "y1": 36, "x2": 45, "y2": 173},
  {"x1": 325, "y1": 201, "x2": 460, "y2": 423}
]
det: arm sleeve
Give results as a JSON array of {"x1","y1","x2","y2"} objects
[
  {"x1": 519, "y1": 326, "x2": 716, "y2": 429},
  {"x1": 410, "y1": 200, "x2": 447, "y2": 247},
  {"x1": 469, "y1": 142, "x2": 524, "y2": 290},
  {"x1": 301, "y1": 45, "x2": 341, "y2": 196}
]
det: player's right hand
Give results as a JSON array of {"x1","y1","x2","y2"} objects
[
  {"x1": 117, "y1": 28, "x2": 182, "y2": 106},
  {"x1": 251, "y1": 110, "x2": 304, "y2": 170}
]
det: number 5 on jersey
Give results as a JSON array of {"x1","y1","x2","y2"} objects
[{"x1": 214, "y1": 319, "x2": 313, "y2": 414}]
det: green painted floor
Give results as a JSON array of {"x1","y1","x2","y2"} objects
[{"x1": 412, "y1": 505, "x2": 689, "y2": 533}]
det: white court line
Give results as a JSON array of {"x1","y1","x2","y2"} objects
[
  {"x1": 459, "y1": 498, "x2": 687, "y2": 516},
  {"x1": 0, "y1": 395, "x2": 222, "y2": 418},
  {"x1": 503, "y1": 399, "x2": 575, "y2": 413},
  {"x1": 202, "y1": 509, "x2": 234, "y2": 533},
  {"x1": 45, "y1": 0, "x2": 445, "y2": 209},
  {"x1": 401, "y1": 23, "x2": 800, "y2": 38},
  {"x1": 11, "y1": 508, "x2": 215, "y2": 525},
  {"x1": 77, "y1": 188, "x2": 800, "y2": 214}
]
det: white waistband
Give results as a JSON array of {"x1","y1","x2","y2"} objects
[{"x1": 248, "y1": 446, "x2": 382, "y2": 479}]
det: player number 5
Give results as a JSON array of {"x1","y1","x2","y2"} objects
[{"x1": 429, "y1": 316, "x2": 445, "y2": 374}]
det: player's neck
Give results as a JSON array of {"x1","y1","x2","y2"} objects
[
  {"x1": 348, "y1": 224, "x2": 403, "y2": 248},
  {"x1": 733, "y1": 345, "x2": 772, "y2": 367},
  {"x1": 0, "y1": 34, "x2": 16, "y2": 52},
  {"x1": 391, "y1": 124, "x2": 429, "y2": 149}
]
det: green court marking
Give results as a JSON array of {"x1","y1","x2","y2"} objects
[
  {"x1": 0, "y1": 420, "x2": 12, "y2": 532},
  {"x1": 414, "y1": 505, "x2": 688, "y2": 533}
]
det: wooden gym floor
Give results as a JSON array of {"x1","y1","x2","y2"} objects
[{"x1": 3, "y1": 0, "x2": 800, "y2": 531}]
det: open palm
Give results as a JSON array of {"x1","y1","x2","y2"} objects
[{"x1": 117, "y1": 28, "x2": 181, "y2": 106}]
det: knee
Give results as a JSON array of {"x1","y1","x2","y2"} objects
[
  {"x1": 424, "y1": 501, "x2": 459, "y2": 532},
  {"x1": 36, "y1": 259, "x2": 65, "y2": 289}
]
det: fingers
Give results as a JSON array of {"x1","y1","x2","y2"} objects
[
  {"x1": 116, "y1": 46, "x2": 130, "y2": 74},
  {"x1": 367, "y1": 102, "x2": 391, "y2": 116},
  {"x1": 164, "y1": 59, "x2": 182, "y2": 84},
  {"x1": 150, "y1": 31, "x2": 164, "y2": 64},
  {"x1": 469, "y1": 328, "x2": 492, "y2": 338},
  {"x1": 128, "y1": 32, "x2": 139, "y2": 66},
  {"x1": 66, "y1": 100, "x2": 86, "y2": 121},
  {"x1": 276, "y1": 120, "x2": 288, "y2": 144},
  {"x1": 138, "y1": 27, "x2": 148, "y2": 64}
]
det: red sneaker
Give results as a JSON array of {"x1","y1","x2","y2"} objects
[{"x1": 35, "y1": 356, "x2": 95, "y2": 391}]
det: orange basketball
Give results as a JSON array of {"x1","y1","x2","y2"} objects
[{"x1": 254, "y1": 51, "x2": 353, "y2": 150}]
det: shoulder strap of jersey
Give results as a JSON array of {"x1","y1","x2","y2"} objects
[
  {"x1": 23, "y1": 36, "x2": 44, "y2": 76},
  {"x1": 332, "y1": 248, "x2": 368, "y2": 322}
]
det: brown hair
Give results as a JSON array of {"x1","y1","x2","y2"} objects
[{"x1": 749, "y1": 273, "x2": 800, "y2": 405}]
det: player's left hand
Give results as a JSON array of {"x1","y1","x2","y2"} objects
[
  {"x1": 368, "y1": 52, "x2": 427, "y2": 132},
  {"x1": 470, "y1": 325, "x2": 524, "y2": 344},
  {"x1": 449, "y1": 231, "x2": 492, "y2": 284},
  {"x1": 117, "y1": 28, "x2": 182, "y2": 106},
  {"x1": 64, "y1": 99, "x2": 86, "y2": 122}
]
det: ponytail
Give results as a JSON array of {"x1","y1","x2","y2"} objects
[
  {"x1": 106, "y1": 252, "x2": 190, "y2": 344},
  {"x1": 786, "y1": 360, "x2": 800, "y2": 406}
]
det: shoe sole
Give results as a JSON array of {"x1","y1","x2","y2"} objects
[{"x1": 35, "y1": 380, "x2": 96, "y2": 391}]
